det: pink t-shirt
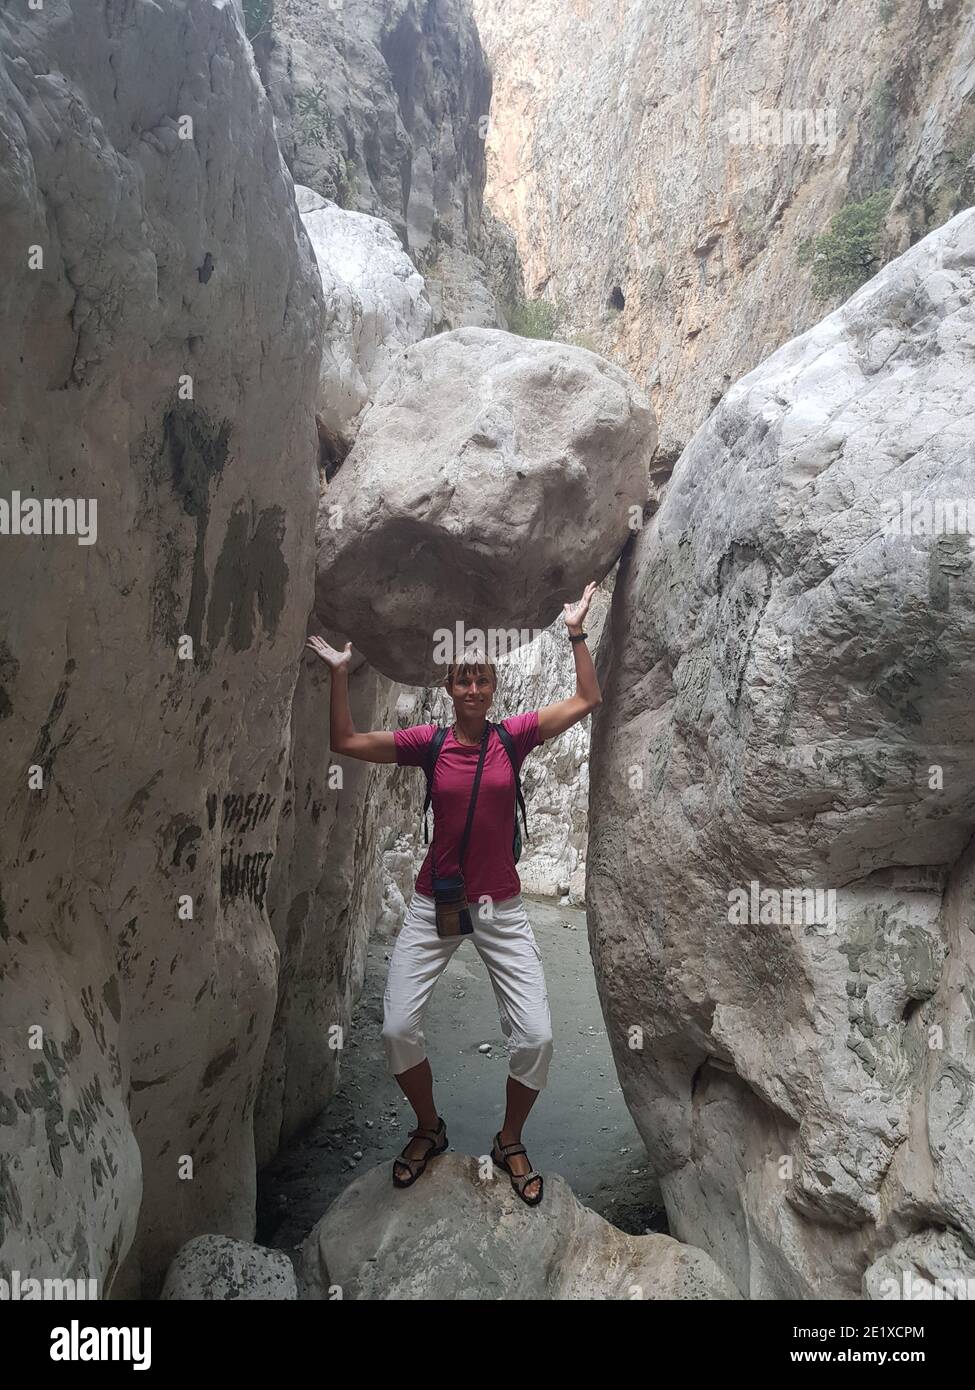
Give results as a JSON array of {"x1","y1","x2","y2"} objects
[{"x1": 394, "y1": 711, "x2": 544, "y2": 902}]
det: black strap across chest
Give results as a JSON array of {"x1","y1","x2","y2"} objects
[{"x1": 433, "y1": 723, "x2": 489, "y2": 879}]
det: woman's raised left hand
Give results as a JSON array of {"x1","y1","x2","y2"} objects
[{"x1": 563, "y1": 580, "x2": 597, "y2": 633}]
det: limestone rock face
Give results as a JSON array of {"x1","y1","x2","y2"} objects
[
  {"x1": 587, "y1": 211, "x2": 975, "y2": 1298},
  {"x1": 474, "y1": 0, "x2": 975, "y2": 460},
  {"x1": 315, "y1": 327, "x2": 654, "y2": 685},
  {"x1": 260, "y1": 0, "x2": 500, "y2": 328},
  {"x1": 863, "y1": 1228, "x2": 975, "y2": 1302},
  {"x1": 299, "y1": 1153, "x2": 739, "y2": 1299},
  {"x1": 161, "y1": 1234, "x2": 297, "y2": 1300},
  {"x1": 0, "y1": 0, "x2": 321, "y2": 1295},
  {"x1": 296, "y1": 185, "x2": 432, "y2": 447}
]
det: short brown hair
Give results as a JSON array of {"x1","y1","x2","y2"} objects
[{"x1": 444, "y1": 647, "x2": 497, "y2": 692}]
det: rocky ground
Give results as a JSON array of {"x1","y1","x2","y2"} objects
[{"x1": 256, "y1": 894, "x2": 666, "y2": 1259}]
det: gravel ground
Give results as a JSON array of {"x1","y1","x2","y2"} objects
[{"x1": 257, "y1": 894, "x2": 667, "y2": 1262}]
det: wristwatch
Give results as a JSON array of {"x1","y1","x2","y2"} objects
[{"x1": 569, "y1": 631, "x2": 588, "y2": 643}]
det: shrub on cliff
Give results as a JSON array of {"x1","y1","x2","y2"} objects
[{"x1": 797, "y1": 190, "x2": 893, "y2": 300}]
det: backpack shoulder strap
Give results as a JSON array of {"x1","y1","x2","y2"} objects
[
  {"x1": 421, "y1": 726, "x2": 450, "y2": 844},
  {"x1": 491, "y1": 720, "x2": 529, "y2": 841}
]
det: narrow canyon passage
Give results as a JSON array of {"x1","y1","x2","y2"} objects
[
  {"x1": 2, "y1": 0, "x2": 975, "y2": 1324},
  {"x1": 256, "y1": 895, "x2": 666, "y2": 1256}
]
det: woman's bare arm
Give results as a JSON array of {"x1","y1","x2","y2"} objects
[
  {"x1": 537, "y1": 580, "x2": 603, "y2": 741},
  {"x1": 305, "y1": 636, "x2": 398, "y2": 763}
]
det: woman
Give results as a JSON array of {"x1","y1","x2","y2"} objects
[{"x1": 306, "y1": 581, "x2": 601, "y2": 1207}]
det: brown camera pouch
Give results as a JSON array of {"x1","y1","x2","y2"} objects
[
  {"x1": 431, "y1": 725, "x2": 489, "y2": 938},
  {"x1": 431, "y1": 878, "x2": 473, "y2": 937}
]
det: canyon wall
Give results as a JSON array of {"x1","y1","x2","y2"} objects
[
  {"x1": 474, "y1": 0, "x2": 975, "y2": 461},
  {"x1": 0, "y1": 0, "x2": 322, "y2": 1295},
  {"x1": 588, "y1": 210, "x2": 975, "y2": 1298}
]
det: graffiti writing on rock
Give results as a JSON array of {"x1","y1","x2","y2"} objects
[{"x1": 206, "y1": 789, "x2": 277, "y2": 908}]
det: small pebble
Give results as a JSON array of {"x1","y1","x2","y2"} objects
[
  {"x1": 352, "y1": 1150, "x2": 363, "y2": 1160},
  {"x1": 478, "y1": 1043, "x2": 492, "y2": 1054}
]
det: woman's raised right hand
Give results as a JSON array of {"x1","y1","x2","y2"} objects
[{"x1": 305, "y1": 636, "x2": 352, "y2": 671}]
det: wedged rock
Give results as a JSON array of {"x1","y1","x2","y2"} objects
[
  {"x1": 0, "y1": 0, "x2": 321, "y2": 1296},
  {"x1": 588, "y1": 209, "x2": 975, "y2": 1298},
  {"x1": 161, "y1": 1235, "x2": 297, "y2": 1300},
  {"x1": 299, "y1": 1153, "x2": 738, "y2": 1300},
  {"x1": 296, "y1": 185, "x2": 432, "y2": 451},
  {"x1": 315, "y1": 327, "x2": 654, "y2": 685}
]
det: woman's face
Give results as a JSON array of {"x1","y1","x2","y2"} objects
[{"x1": 450, "y1": 669, "x2": 495, "y2": 718}]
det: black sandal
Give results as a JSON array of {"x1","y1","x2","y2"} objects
[
  {"x1": 392, "y1": 1116, "x2": 448, "y2": 1188},
  {"x1": 491, "y1": 1132, "x2": 544, "y2": 1206}
]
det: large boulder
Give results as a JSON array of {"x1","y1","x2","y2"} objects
[
  {"x1": 315, "y1": 327, "x2": 654, "y2": 685},
  {"x1": 0, "y1": 0, "x2": 321, "y2": 1296},
  {"x1": 299, "y1": 1153, "x2": 738, "y2": 1299},
  {"x1": 588, "y1": 209, "x2": 975, "y2": 1298},
  {"x1": 296, "y1": 185, "x2": 432, "y2": 451}
]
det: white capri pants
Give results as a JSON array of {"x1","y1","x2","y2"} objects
[{"x1": 382, "y1": 891, "x2": 554, "y2": 1091}]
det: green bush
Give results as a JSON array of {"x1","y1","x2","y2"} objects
[
  {"x1": 798, "y1": 189, "x2": 893, "y2": 300},
  {"x1": 507, "y1": 298, "x2": 557, "y2": 339}
]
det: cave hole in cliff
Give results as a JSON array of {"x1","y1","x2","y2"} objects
[
  {"x1": 609, "y1": 286, "x2": 625, "y2": 311},
  {"x1": 902, "y1": 995, "x2": 925, "y2": 1024}
]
